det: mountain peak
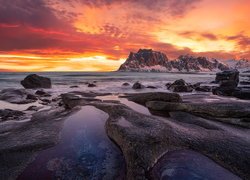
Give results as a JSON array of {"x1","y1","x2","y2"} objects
[{"x1": 118, "y1": 49, "x2": 232, "y2": 72}]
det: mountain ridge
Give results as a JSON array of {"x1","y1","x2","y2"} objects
[{"x1": 118, "y1": 49, "x2": 249, "y2": 72}]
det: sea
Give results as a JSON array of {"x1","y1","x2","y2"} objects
[{"x1": 0, "y1": 71, "x2": 220, "y2": 94}]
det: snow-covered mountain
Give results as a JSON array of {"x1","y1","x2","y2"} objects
[
  {"x1": 118, "y1": 49, "x2": 230, "y2": 72},
  {"x1": 226, "y1": 59, "x2": 250, "y2": 72}
]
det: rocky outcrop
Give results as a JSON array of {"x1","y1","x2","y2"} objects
[
  {"x1": 21, "y1": 74, "x2": 51, "y2": 89},
  {"x1": 146, "y1": 101, "x2": 250, "y2": 127},
  {"x1": 118, "y1": 49, "x2": 229, "y2": 72},
  {"x1": 91, "y1": 101, "x2": 249, "y2": 179}
]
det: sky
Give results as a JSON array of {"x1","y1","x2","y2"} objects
[{"x1": 0, "y1": 0, "x2": 249, "y2": 72}]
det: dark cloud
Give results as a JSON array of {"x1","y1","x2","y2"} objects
[{"x1": 0, "y1": 0, "x2": 70, "y2": 29}]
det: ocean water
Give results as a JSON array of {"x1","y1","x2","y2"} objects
[{"x1": 0, "y1": 72, "x2": 217, "y2": 94}]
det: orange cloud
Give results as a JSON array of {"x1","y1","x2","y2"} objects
[{"x1": 0, "y1": 0, "x2": 249, "y2": 71}]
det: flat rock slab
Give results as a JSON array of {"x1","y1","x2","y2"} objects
[
  {"x1": 91, "y1": 101, "x2": 250, "y2": 179},
  {"x1": 122, "y1": 92, "x2": 182, "y2": 105}
]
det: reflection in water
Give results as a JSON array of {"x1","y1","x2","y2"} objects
[
  {"x1": 18, "y1": 106, "x2": 125, "y2": 180},
  {"x1": 150, "y1": 150, "x2": 240, "y2": 180}
]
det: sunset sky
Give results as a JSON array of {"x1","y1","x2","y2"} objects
[{"x1": 0, "y1": 0, "x2": 249, "y2": 71}]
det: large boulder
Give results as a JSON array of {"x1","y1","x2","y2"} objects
[
  {"x1": 21, "y1": 74, "x2": 51, "y2": 89},
  {"x1": 168, "y1": 79, "x2": 193, "y2": 92},
  {"x1": 215, "y1": 70, "x2": 239, "y2": 88},
  {"x1": 213, "y1": 70, "x2": 240, "y2": 97}
]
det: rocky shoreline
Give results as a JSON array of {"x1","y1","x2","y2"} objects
[{"x1": 0, "y1": 72, "x2": 250, "y2": 179}]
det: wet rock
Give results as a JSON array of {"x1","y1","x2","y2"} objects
[
  {"x1": 195, "y1": 86, "x2": 212, "y2": 92},
  {"x1": 150, "y1": 150, "x2": 241, "y2": 180},
  {"x1": 192, "y1": 82, "x2": 202, "y2": 89},
  {"x1": 212, "y1": 86, "x2": 236, "y2": 96},
  {"x1": 122, "y1": 82, "x2": 130, "y2": 86},
  {"x1": 91, "y1": 102, "x2": 250, "y2": 179},
  {"x1": 132, "y1": 82, "x2": 144, "y2": 89},
  {"x1": 146, "y1": 101, "x2": 250, "y2": 127},
  {"x1": 70, "y1": 85, "x2": 79, "y2": 88},
  {"x1": 26, "y1": 106, "x2": 42, "y2": 111},
  {"x1": 40, "y1": 99, "x2": 51, "y2": 104},
  {"x1": 26, "y1": 94, "x2": 38, "y2": 100},
  {"x1": 215, "y1": 70, "x2": 239, "y2": 88},
  {"x1": 0, "y1": 106, "x2": 75, "y2": 179},
  {"x1": 123, "y1": 92, "x2": 182, "y2": 105},
  {"x1": 240, "y1": 81, "x2": 250, "y2": 85},
  {"x1": 168, "y1": 79, "x2": 193, "y2": 92},
  {"x1": 35, "y1": 90, "x2": 51, "y2": 97},
  {"x1": 165, "y1": 83, "x2": 171, "y2": 87},
  {"x1": 146, "y1": 86, "x2": 157, "y2": 89},
  {"x1": 232, "y1": 90, "x2": 250, "y2": 100},
  {"x1": 213, "y1": 70, "x2": 240, "y2": 97},
  {"x1": 88, "y1": 83, "x2": 96, "y2": 87},
  {"x1": 61, "y1": 93, "x2": 86, "y2": 109},
  {"x1": 21, "y1": 74, "x2": 52, "y2": 89},
  {"x1": 0, "y1": 88, "x2": 34, "y2": 104},
  {"x1": 0, "y1": 109, "x2": 25, "y2": 121}
]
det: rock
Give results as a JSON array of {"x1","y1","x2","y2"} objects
[
  {"x1": 61, "y1": 93, "x2": 86, "y2": 109},
  {"x1": 91, "y1": 101, "x2": 250, "y2": 179},
  {"x1": 88, "y1": 83, "x2": 96, "y2": 87},
  {"x1": 171, "y1": 79, "x2": 186, "y2": 86},
  {"x1": 123, "y1": 92, "x2": 182, "y2": 105},
  {"x1": 0, "y1": 109, "x2": 25, "y2": 121},
  {"x1": 213, "y1": 70, "x2": 240, "y2": 97},
  {"x1": 146, "y1": 101, "x2": 250, "y2": 127},
  {"x1": 232, "y1": 90, "x2": 250, "y2": 100},
  {"x1": 26, "y1": 106, "x2": 42, "y2": 111},
  {"x1": 132, "y1": 82, "x2": 144, "y2": 89},
  {"x1": 35, "y1": 90, "x2": 51, "y2": 97},
  {"x1": 40, "y1": 99, "x2": 51, "y2": 103},
  {"x1": 192, "y1": 82, "x2": 202, "y2": 89},
  {"x1": 26, "y1": 94, "x2": 38, "y2": 100},
  {"x1": 168, "y1": 79, "x2": 193, "y2": 92},
  {"x1": 146, "y1": 86, "x2": 157, "y2": 89},
  {"x1": 212, "y1": 87, "x2": 235, "y2": 96},
  {"x1": 21, "y1": 74, "x2": 51, "y2": 89},
  {"x1": 122, "y1": 82, "x2": 130, "y2": 86},
  {"x1": 0, "y1": 88, "x2": 34, "y2": 104},
  {"x1": 70, "y1": 85, "x2": 79, "y2": 88},
  {"x1": 240, "y1": 81, "x2": 250, "y2": 85},
  {"x1": 165, "y1": 83, "x2": 171, "y2": 87},
  {"x1": 195, "y1": 86, "x2": 212, "y2": 92},
  {"x1": 215, "y1": 70, "x2": 239, "y2": 88}
]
